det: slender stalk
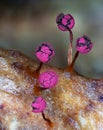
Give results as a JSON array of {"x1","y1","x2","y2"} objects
[
  {"x1": 42, "y1": 112, "x2": 53, "y2": 127},
  {"x1": 35, "y1": 62, "x2": 43, "y2": 73},
  {"x1": 34, "y1": 62, "x2": 43, "y2": 78},
  {"x1": 33, "y1": 62, "x2": 43, "y2": 95},
  {"x1": 68, "y1": 28, "x2": 73, "y2": 65},
  {"x1": 68, "y1": 51, "x2": 79, "y2": 72},
  {"x1": 68, "y1": 28, "x2": 73, "y2": 43}
]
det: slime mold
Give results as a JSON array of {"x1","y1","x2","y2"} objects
[
  {"x1": 38, "y1": 70, "x2": 58, "y2": 89},
  {"x1": 56, "y1": 13, "x2": 75, "y2": 31},
  {"x1": 76, "y1": 35, "x2": 93, "y2": 54},
  {"x1": 35, "y1": 42, "x2": 54, "y2": 63},
  {"x1": 31, "y1": 96, "x2": 46, "y2": 113}
]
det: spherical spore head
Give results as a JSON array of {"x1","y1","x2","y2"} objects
[
  {"x1": 38, "y1": 70, "x2": 58, "y2": 89},
  {"x1": 56, "y1": 13, "x2": 75, "y2": 31},
  {"x1": 31, "y1": 96, "x2": 46, "y2": 113},
  {"x1": 76, "y1": 35, "x2": 93, "y2": 54},
  {"x1": 35, "y1": 42, "x2": 55, "y2": 63}
]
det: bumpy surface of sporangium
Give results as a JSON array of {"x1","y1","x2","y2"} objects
[
  {"x1": 38, "y1": 70, "x2": 58, "y2": 89},
  {"x1": 56, "y1": 13, "x2": 75, "y2": 31},
  {"x1": 35, "y1": 43, "x2": 54, "y2": 63},
  {"x1": 76, "y1": 35, "x2": 93, "y2": 54},
  {"x1": 31, "y1": 96, "x2": 46, "y2": 113}
]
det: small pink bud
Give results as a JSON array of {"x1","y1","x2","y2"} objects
[
  {"x1": 76, "y1": 35, "x2": 93, "y2": 54},
  {"x1": 31, "y1": 96, "x2": 46, "y2": 113},
  {"x1": 38, "y1": 70, "x2": 58, "y2": 89},
  {"x1": 35, "y1": 43, "x2": 55, "y2": 63},
  {"x1": 56, "y1": 13, "x2": 75, "y2": 31}
]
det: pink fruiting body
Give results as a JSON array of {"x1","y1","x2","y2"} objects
[
  {"x1": 31, "y1": 96, "x2": 46, "y2": 113},
  {"x1": 38, "y1": 70, "x2": 58, "y2": 89},
  {"x1": 76, "y1": 35, "x2": 93, "y2": 54},
  {"x1": 56, "y1": 13, "x2": 75, "y2": 31},
  {"x1": 36, "y1": 43, "x2": 55, "y2": 63}
]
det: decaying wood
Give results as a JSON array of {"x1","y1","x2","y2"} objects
[{"x1": 0, "y1": 48, "x2": 103, "y2": 130}]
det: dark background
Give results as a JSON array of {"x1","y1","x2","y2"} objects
[{"x1": 0, "y1": 0, "x2": 103, "y2": 78}]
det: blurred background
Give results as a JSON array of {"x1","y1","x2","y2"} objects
[{"x1": 0, "y1": 0, "x2": 103, "y2": 78}]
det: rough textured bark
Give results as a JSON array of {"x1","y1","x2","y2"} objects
[{"x1": 0, "y1": 48, "x2": 103, "y2": 130}]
